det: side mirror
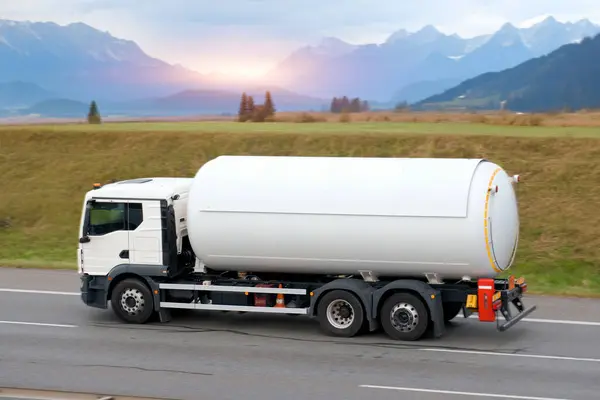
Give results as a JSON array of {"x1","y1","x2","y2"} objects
[
  {"x1": 81, "y1": 200, "x2": 94, "y2": 241},
  {"x1": 79, "y1": 236, "x2": 90, "y2": 244}
]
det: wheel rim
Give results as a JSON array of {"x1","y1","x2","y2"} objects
[
  {"x1": 390, "y1": 302, "x2": 419, "y2": 332},
  {"x1": 326, "y1": 299, "x2": 355, "y2": 329},
  {"x1": 120, "y1": 288, "x2": 145, "y2": 315}
]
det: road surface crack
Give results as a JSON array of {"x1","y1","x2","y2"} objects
[
  {"x1": 11, "y1": 359, "x2": 213, "y2": 376},
  {"x1": 73, "y1": 363, "x2": 214, "y2": 376}
]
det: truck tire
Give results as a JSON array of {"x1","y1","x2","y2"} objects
[
  {"x1": 110, "y1": 278, "x2": 154, "y2": 324},
  {"x1": 443, "y1": 301, "x2": 464, "y2": 322},
  {"x1": 379, "y1": 292, "x2": 429, "y2": 341},
  {"x1": 317, "y1": 290, "x2": 365, "y2": 338}
]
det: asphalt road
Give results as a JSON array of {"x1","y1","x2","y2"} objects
[{"x1": 1, "y1": 268, "x2": 600, "y2": 400}]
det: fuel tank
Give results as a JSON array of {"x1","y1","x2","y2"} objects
[{"x1": 186, "y1": 155, "x2": 520, "y2": 280}]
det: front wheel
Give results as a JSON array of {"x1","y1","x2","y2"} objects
[
  {"x1": 110, "y1": 278, "x2": 154, "y2": 324},
  {"x1": 380, "y1": 292, "x2": 429, "y2": 341},
  {"x1": 317, "y1": 290, "x2": 365, "y2": 338}
]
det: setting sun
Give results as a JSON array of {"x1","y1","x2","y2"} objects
[{"x1": 201, "y1": 62, "x2": 273, "y2": 83}]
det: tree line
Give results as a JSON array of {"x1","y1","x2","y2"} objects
[
  {"x1": 330, "y1": 96, "x2": 370, "y2": 113},
  {"x1": 238, "y1": 91, "x2": 276, "y2": 122}
]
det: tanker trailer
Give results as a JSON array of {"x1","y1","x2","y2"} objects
[
  {"x1": 187, "y1": 156, "x2": 519, "y2": 280},
  {"x1": 78, "y1": 155, "x2": 536, "y2": 341}
]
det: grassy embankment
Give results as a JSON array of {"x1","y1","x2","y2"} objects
[{"x1": 1, "y1": 113, "x2": 600, "y2": 296}]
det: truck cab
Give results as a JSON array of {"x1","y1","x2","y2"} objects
[{"x1": 77, "y1": 178, "x2": 194, "y2": 279}]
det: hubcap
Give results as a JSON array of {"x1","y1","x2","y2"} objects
[
  {"x1": 120, "y1": 288, "x2": 145, "y2": 315},
  {"x1": 326, "y1": 299, "x2": 355, "y2": 329},
  {"x1": 390, "y1": 302, "x2": 419, "y2": 332}
]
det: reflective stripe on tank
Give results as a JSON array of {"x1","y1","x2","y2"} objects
[{"x1": 484, "y1": 168, "x2": 502, "y2": 274}]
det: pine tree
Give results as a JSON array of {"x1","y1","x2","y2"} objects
[
  {"x1": 247, "y1": 95, "x2": 255, "y2": 115},
  {"x1": 238, "y1": 92, "x2": 248, "y2": 122},
  {"x1": 87, "y1": 100, "x2": 101, "y2": 124},
  {"x1": 350, "y1": 97, "x2": 361, "y2": 113},
  {"x1": 330, "y1": 97, "x2": 339, "y2": 113},
  {"x1": 340, "y1": 96, "x2": 350, "y2": 112},
  {"x1": 264, "y1": 91, "x2": 275, "y2": 118}
]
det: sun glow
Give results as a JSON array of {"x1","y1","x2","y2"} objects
[{"x1": 205, "y1": 63, "x2": 273, "y2": 83}]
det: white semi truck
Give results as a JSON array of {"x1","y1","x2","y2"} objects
[{"x1": 78, "y1": 155, "x2": 536, "y2": 341}]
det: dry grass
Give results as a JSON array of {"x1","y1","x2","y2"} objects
[
  {"x1": 1, "y1": 125, "x2": 600, "y2": 296},
  {"x1": 273, "y1": 109, "x2": 600, "y2": 127},
  {"x1": 2, "y1": 119, "x2": 599, "y2": 139}
]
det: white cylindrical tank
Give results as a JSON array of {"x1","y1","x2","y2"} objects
[{"x1": 186, "y1": 155, "x2": 520, "y2": 280}]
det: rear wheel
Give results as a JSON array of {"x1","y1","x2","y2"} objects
[
  {"x1": 317, "y1": 290, "x2": 365, "y2": 338},
  {"x1": 110, "y1": 278, "x2": 154, "y2": 324},
  {"x1": 380, "y1": 292, "x2": 429, "y2": 341}
]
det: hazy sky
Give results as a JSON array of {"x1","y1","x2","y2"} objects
[{"x1": 2, "y1": 0, "x2": 599, "y2": 77}]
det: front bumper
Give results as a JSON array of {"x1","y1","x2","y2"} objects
[{"x1": 80, "y1": 274, "x2": 108, "y2": 309}]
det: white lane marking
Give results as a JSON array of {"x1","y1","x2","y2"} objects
[
  {"x1": 0, "y1": 320, "x2": 78, "y2": 328},
  {"x1": 0, "y1": 288, "x2": 79, "y2": 296},
  {"x1": 418, "y1": 348, "x2": 600, "y2": 363},
  {"x1": 359, "y1": 385, "x2": 572, "y2": 400},
  {"x1": 466, "y1": 314, "x2": 600, "y2": 327},
  {"x1": 523, "y1": 317, "x2": 600, "y2": 327}
]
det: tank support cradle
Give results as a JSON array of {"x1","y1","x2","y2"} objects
[
  {"x1": 358, "y1": 270, "x2": 379, "y2": 283},
  {"x1": 425, "y1": 273, "x2": 443, "y2": 284}
]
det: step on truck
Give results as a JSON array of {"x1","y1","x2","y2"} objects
[{"x1": 78, "y1": 155, "x2": 536, "y2": 341}]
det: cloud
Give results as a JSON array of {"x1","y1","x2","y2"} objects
[{"x1": 2, "y1": 0, "x2": 600, "y2": 73}]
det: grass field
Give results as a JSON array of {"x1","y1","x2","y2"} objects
[
  {"x1": 2, "y1": 121, "x2": 599, "y2": 138},
  {"x1": 6, "y1": 108, "x2": 600, "y2": 128},
  {"x1": 1, "y1": 116, "x2": 600, "y2": 297}
]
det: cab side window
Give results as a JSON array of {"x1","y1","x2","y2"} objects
[
  {"x1": 87, "y1": 202, "x2": 144, "y2": 235},
  {"x1": 127, "y1": 203, "x2": 144, "y2": 230},
  {"x1": 89, "y1": 202, "x2": 126, "y2": 235}
]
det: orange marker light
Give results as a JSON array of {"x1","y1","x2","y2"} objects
[{"x1": 508, "y1": 275, "x2": 515, "y2": 290}]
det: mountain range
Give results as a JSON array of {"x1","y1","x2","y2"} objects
[
  {"x1": 0, "y1": 19, "x2": 213, "y2": 101},
  {"x1": 415, "y1": 32, "x2": 600, "y2": 112},
  {"x1": 266, "y1": 17, "x2": 600, "y2": 102},
  {"x1": 1, "y1": 16, "x2": 600, "y2": 118},
  {"x1": 0, "y1": 81, "x2": 56, "y2": 109}
]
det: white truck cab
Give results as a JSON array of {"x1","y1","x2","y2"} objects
[{"x1": 77, "y1": 178, "x2": 193, "y2": 277}]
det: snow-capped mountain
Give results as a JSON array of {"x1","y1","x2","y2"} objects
[
  {"x1": 266, "y1": 17, "x2": 600, "y2": 102},
  {"x1": 0, "y1": 20, "x2": 208, "y2": 101}
]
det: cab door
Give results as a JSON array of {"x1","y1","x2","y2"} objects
[
  {"x1": 127, "y1": 200, "x2": 164, "y2": 265},
  {"x1": 79, "y1": 200, "x2": 131, "y2": 275}
]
